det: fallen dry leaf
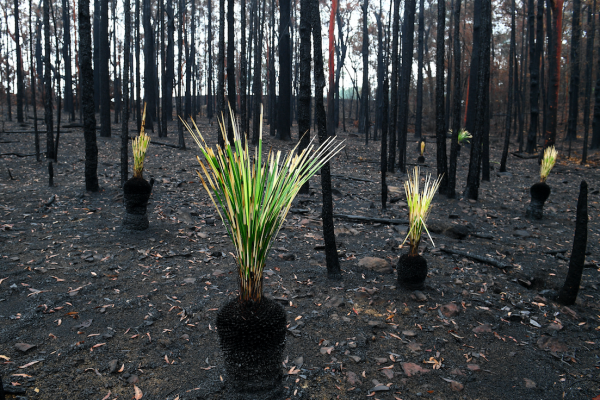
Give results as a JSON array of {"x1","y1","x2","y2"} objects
[
  {"x1": 51, "y1": 276, "x2": 65, "y2": 282},
  {"x1": 11, "y1": 374, "x2": 32, "y2": 378},
  {"x1": 0, "y1": 277, "x2": 8, "y2": 285},
  {"x1": 134, "y1": 385, "x2": 143, "y2": 399},
  {"x1": 19, "y1": 360, "x2": 40, "y2": 369},
  {"x1": 101, "y1": 391, "x2": 112, "y2": 400},
  {"x1": 1, "y1": 355, "x2": 11, "y2": 361}
]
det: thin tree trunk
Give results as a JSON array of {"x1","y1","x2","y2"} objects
[
  {"x1": 143, "y1": 0, "x2": 155, "y2": 131},
  {"x1": 251, "y1": 0, "x2": 261, "y2": 144},
  {"x1": 278, "y1": 0, "x2": 292, "y2": 140},
  {"x1": 581, "y1": 0, "x2": 595, "y2": 161},
  {"x1": 206, "y1": 0, "x2": 213, "y2": 119},
  {"x1": 526, "y1": 0, "x2": 543, "y2": 153},
  {"x1": 359, "y1": 0, "x2": 369, "y2": 144},
  {"x1": 446, "y1": 0, "x2": 461, "y2": 199},
  {"x1": 566, "y1": 0, "x2": 581, "y2": 142},
  {"x1": 135, "y1": 0, "x2": 141, "y2": 131},
  {"x1": 388, "y1": 0, "x2": 399, "y2": 173},
  {"x1": 14, "y1": 0, "x2": 24, "y2": 122},
  {"x1": 500, "y1": 0, "x2": 516, "y2": 173},
  {"x1": 298, "y1": 0, "x2": 311, "y2": 194},
  {"x1": 414, "y1": 0, "x2": 425, "y2": 139},
  {"x1": 217, "y1": 0, "x2": 225, "y2": 146},
  {"x1": 311, "y1": 0, "x2": 340, "y2": 280},
  {"x1": 29, "y1": 0, "x2": 40, "y2": 161},
  {"x1": 100, "y1": 0, "x2": 111, "y2": 137},
  {"x1": 226, "y1": 0, "x2": 236, "y2": 141},
  {"x1": 240, "y1": 0, "x2": 247, "y2": 138},
  {"x1": 79, "y1": 0, "x2": 99, "y2": 191},
  {"x1": 435, "y1": 0, "x2": 448, "y2": 194},
  {"x1": 44, "y1": 0, "x2": 55, "y2": 161},
  {"x1": 122, "y1": 0, "x2": 131, "y2": 185},
  {"x1": 177, "y1": 0, "x2": 185, "y2": 148}
]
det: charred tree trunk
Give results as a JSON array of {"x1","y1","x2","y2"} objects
[
  {"x1": 217, "y1": 0, "x2": 225, "y2": 146},
  {"x1": 186, "y1": 0, "x2": 196, "y2": 119},
  {"x1": 359, "y1": 0, "x2": 369, "y2": 143},
  {"x1": 122, "y1": 0, "x2": 131, "y2": 185},
  {"x1": 176, "y1": 0, "x2": 185, "y2": 148},
  {"x1": 464, "y1": 0, "x2": 481, "y2": 134},
  {"x1": 79, "y1": 0, "x2": 99, "y2": 191},
  {"x1": 298, "y1": 0, "x2": 311, "y2": 194},
  {"x1": 93, "y1": 0, "x2": 100, "y2": 112},
  {"x1": 581, "y1": 0, "x2": 595, "y2": 162},
  {"x1": 44, "y1": 0, "x2": 55, "y2": 161},
  {"x1": 29, "y1": 0, "x2": 40, "y2": 161},
  {"x1": 311, "y1": 0, "x2": 340, "y2": 280},
  {"x1": 164, "y1": 0, "x2": 174, "y2": 128},
  {"x1": 226, "y1": 0, "x2": 236, "y2": 140},
  {"x1": 278, "y1": 0, "x2": 292, "y2": 140},
  {"x1": 435, "y1": 0, "x2": 448, "y2": 194},
  {"x1": 414, "y1": 0, "x2": 425, "y2": 140},
  {"x1": 500, "y1": 0, "x2": 515, "y2": 173},
  {"x1": 565, "y1": 0, "x2": 581, "y2": 142},
  {"x1": 239, "y1": 0, "x2": 247, "y2": 138},
  {"x1": 14, "y1": 0, "x2": 24, "y2": 122},
  {"x1": 143, "y1": 0, "x2": 155, "y2": 131},
  {"x1": 526, "y1": 0, "x2": 543, "y2": 153},
  {"x1": 397, "y1": 0, "x2": 416, "y2": 172},
  {"x1": 206, "y1": 0, "x2": 213, "y2": 119},
  {"x1": 62, "y1": 0, "x2": 73, "y2": 119},
  {"x1": 463, "y1": 0, "x2": 491, "y2": 200},
  {"x1": 388, "y1": 0, "x2": 400, "y2": 173},
  {"x1": 251, "y1": 0, "x2": 261, "y2": 144},
  {"x1": 100, "y1": 0, "x2": 111, "y2": 137},
  {"x1": 446, "y1": 0, "x2": 461, "y2": 199}
]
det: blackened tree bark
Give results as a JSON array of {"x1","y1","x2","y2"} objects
[
  {"x1": 217, "y1": 0, "x2": 225, "y2": 146},
  {"x1": 397, "y1": 0, "x2": 416, "y2": 172},
  {"x1": 163, "y1": 0, "x2": 174, "y2": 128},
  {"x1": 3, "y1": 17, "x2": 11, "y2": 123},
  {"x1": 94, "y1": 0, "x2": 100, "y2": 111},
  {"x1": 593, "y1": 18, "x2": 600, "y2": 149},
  {"x1": 311, "y1": 0, "x2": 341, "y2": 280},
  {"x1": 278, "y1": 0, "x2": 292, "y2": 141},
  {"x1": 414, "y1": 0, "x2": 424, "y2": 139},
  {"x1": 334, "y1": 10, "x2": 348, "y2": 131},
  {"x1": 435, "y1": 0, "x2": 448, "y2": 194},
  {"x1": 381, "y1": 76, "x2": 389, "y2": 209},
  {"x1": 100, "y1": 0, "x2": 111, "y2": 137},
  {"x1": 14, "y1": 0, "x2": 24, "y2": 122},
  {"x1": 113, "y1": 0, "x2": 119, "y2": 124},
  {"x1": 581, "y1": 0, "x2": 595, "y2": 162},
  {"x1": 239, "y1": 0, "x2": 247, "y2": 138},
  {"x1": 526, "y1": 0, "x2": 543, "y2": 153},
  {"x1": 463, "y1": 0, "x2": 491, "y2": 200},
  {"x1": 446, "y1": 0, "x2": 461, "y2": 199},
  {"x1": 44, "y1": 0, "x2": 55, "y2": 160},
  {"x1": 543, "y1": 0, "x2": 564, "y2": 155},
  {"x1": 135, "y1": 0, "x2": 141, "y2": 131},
  {"x1": 62, "y1": 0, "x2": 74, "y2": 120},
  {"x1": 359, "y1": 0, "x2": 369, "y2": 143},
  {"x1": 375, "y1": 11, "x2": 383, "y2": 141},
  {"x1": 29, "y1": 0, "x2": 40, "y2": 161},
  {"x1": 176, "y1": 0, "x2": 185, "y2": 148},
  {"x1": 251, "y1": 0, "x2": 262, "y2": 144},
  {"x1": 298, "y1": 0, "x2": 311, "y2": 194},
  {"x1": 327, "y1": 0, "x2": 338, "y2": 140},
  {"x1": 464, "y1": 0, "x2": 481, "y2": 134},
  {"x1": 268, "y1": 0, "x2": 276, "y2": 136},
  {"x1": 558, "y1": 181, "x2": 588, "y2": 305},
  {"x1": 79, "y1": 0, "x2": 99, "y2": 192},
  {"x1": 206, "y1": 0, "x2": 213, "y2": 119},
  {"x1": 122, "y1": 0, "x2": 131, "y2": 185},
  {"x1": 186, "y1": 0, "x2": 196, "y2": 119},
  {"x1": 565, "y1": 0, "x2": 581, "y2": 142},
  {"x1": 500, "y1": 0, "x2": 515, "y2": 173},
  {"x1": 226, "y1": 0, "x2": 236, "y2": 136},
  {"x1": 388, "y1": 0, "x2": 400, "y2": 172},
  {"x1": 143, "y1": 0, "x2": 155, "y2": 131}
]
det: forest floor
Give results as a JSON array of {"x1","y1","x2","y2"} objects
[{"x1": 1, "y1": 115, "x2": 600, "y2": 400}]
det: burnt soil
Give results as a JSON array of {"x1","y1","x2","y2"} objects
[{"x1": 1, "y1": 117, "x2": 600, "y2": 400}]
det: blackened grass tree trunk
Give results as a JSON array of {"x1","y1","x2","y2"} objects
[
  {"x1": 44, "y1": 0, "x2": 54, "y2": 161},
  {"x1": 446, "y1": 0, "x2": 461, "y2": 199},
  {"x1": 79, "y1": 0, "x2": 99, "y2": 192},
  {"x1": 278, "y1": 0, "x2": 292, "y2": 141},
  {"x1": 298, "y1": 0, "x2": 311, "y2": 194},
  {"x1": 100, "y1": 0, "x2": 111, "y2": 137},
  {"x1": 143, "y1": 0, "x2": 155, "y2": 131},
  {"x1": 359, "y1": 0, "x2": 369, "y2": 144},
  {"x1": 14, "y1": 0, "x2": 24, "y2": 123},
  {"x1": 435, "y1": 0, "x2": 447, "y2": 194},
  {"x1": 414, "y1": 0, "x2": 424, "y2": 139},
  {"x1": 463, "y1": 0, "x2": 491, "y2": 201},
  {"x1": 388, "y1": 0, "x2": 400, "y2": 172},
  {"x1": 526, "y1": 0, "x2": 544, "y2": 153},
  {"x1": 565, "y1": 0, "x2": 581, "y2": 143},
  {"x1": 581, "y1": 0, "x2": 595, "y2": 163},
  {"x1": 226, "y1": 0, "x2": 236, "y2": 140},
  {"x1": 122, "y1": 0, "x2": 131, "y2": 186},
  {"x1": 62, "y1": 0, "x2": 74, "y2": 120},
  {"x1": 29, "y1": 0, "x2": 40, "y2": 162},
  {"x1": 558, "y1": 181, "x2": 588, "y2": 305},
  {"x1": 217, "y1": 0, "x2": 225, "y2": 146},
  {"x1": 312, "y1": 0, "x2": 341, "y2": 280},
  {"x1": 500, "y1": 0, "x2": 516, "y2": 173},
  {"x1": 543, "y1": 0, "x2": 564, "y2": 157},
  {"x1": 397, "y1": 0, "x2": 416, "y2": 172}
]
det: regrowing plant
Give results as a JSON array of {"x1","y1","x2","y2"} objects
[
  {"x1": 540, "y1": 145, "x2": 557, "y2": 183},
  {"x1": 420, "y1": 140, "x2": 425, "y2": 156},
  {"x1": 457, "y1": 129, "x2": 472, "y2": 144},
  {"x1": 184, "y1": 106, "x2": 344, "y2": 302},
  {"x1": 403, "y1": 167, "x2": 443, "y2": 256},
  {"x1": 132, "y1": 104, "x2": 150, "y2": 179}
]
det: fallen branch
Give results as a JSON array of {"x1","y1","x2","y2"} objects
[
  {"x1": 512, "y1": 152, "x2": 538, "y2": 159},
  {"x1": 150, "y1": 140, "x2": 182, "y2": 149},
  {"x1": 316, "y1": 173, "x2": 376, "y2": 183},
  {"x1": 0, "y1": 152, "x2": 46, "y2": 158},
  {"x1": 440, "y1": 248, "x2": 511, "y2": 270},
  {"x1": 333, "y1": 213, "x2": 408, "y2": 225}
]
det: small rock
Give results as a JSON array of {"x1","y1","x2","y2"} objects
[
  {"x1": 369, "y1": 385, "x2": 390, "y2": 393},
  {"x1": 348, "y1": 355, "x2": 361, "y2": 363},
  {"x1": 466, "y1": 364, "x2": 480, "y2": 372},
  {"x1": 358, "y1": 257, "x2": 393, "y2": 274},
  {"x1": 374, "y1": 357, "x2": 388, "y2": 364},
  {"x1": 444, "y1": 225, "x2": 470, "y2": 240},
  {"x1": 450, "y1": 380, "x2": 464, "y2": 391},
  {"x1": 127, "y1": 375, "x2": 139, "y2": 384},
  {"x1": 411, "y1": 290, "x2": 427, "y2": 302},
  {"x1": 407, "y1": 342, "x2": 422, "y2": 352},
  {"x1": 381, "y1": 369, "x2": 394, "y2": 379},
  {"x1": 183, "y1": 278, "x2": 196, "y2": 284},
  {"x1": 440, "y1": 303, "x2": 460, "y2": 317},
  {"x1": 524, "y1": 378, "x2": 536, "y2": 388},
  {"x1": 368, "y1": 320, "x2": 386, "y2": 329},
  {"x1": 293, "y1": 356, "x2": 304, "y2": 368},
  {"x1": 14, "y1": 343, "x2": 36, "y2": 353},
  {"x1": 401, "y1": 362, "x2": 430, "y2": 377},
  {"x1": 212, "y1": 269, "x2": 226, "y2": 276},
  {"x1": 449, "y1": 368, "x2": 465, "y2": 376},
  {"x1": 513, "y1": 230, "x2": 530, "y2": 238},
  {"x1": 278, "y1": 253, "x2": 296, "y2": 261},
  {"x1": 346, "y1": 371, "x2": 362, "y2": 386},
  {"x1": 324, "y1": 296, "x2": 345, "y2": 308},
  {"x1": 472, "y1": 324, "x2": 492, "y2": 333},
  {"x1": 537, "y1": 336, "x2": 568, "y2": 353},
  {"x1": 402, "y1": 330, "x2": 417, "y2": 337},
  {"x1": 108, "y1": 359, "x2": 119, "y2": 374}
]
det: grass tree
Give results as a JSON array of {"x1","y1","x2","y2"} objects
[{"x1": 527, "y1": 145, "x2": 557, "y2": 220}]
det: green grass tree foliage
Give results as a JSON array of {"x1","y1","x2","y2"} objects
[{"x1": 184, "y1": 106, "x2": 344, "y2": 302}]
